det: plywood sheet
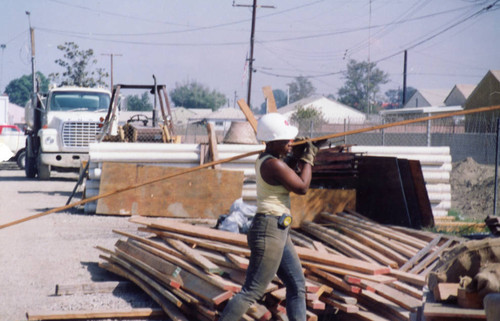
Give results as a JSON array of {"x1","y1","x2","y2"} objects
[
  {"x1": 290, "y1": 189, "x2": 356, "y2": 228},
  {"x1": 96, "y1": 162, "x2": 244, "y2": 218}
]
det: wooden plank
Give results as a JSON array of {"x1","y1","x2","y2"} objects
[
  {"x1": 309, "y1": 268, "x2": 361, "y2": 294},
  {"x1": 290, "y1": 189, "x2": 356, "y2": 228},
  {"x1": 319, "y1": 213, "x2": 409, "y2": 265},
  {"x1": 96, "y1": 162, "x2": 243, "y2": 219},
  {"x1": 143, "y1": 228, "x2": 251, "y2": 257},
  {"x1": 329, "y1": 289, "x2": 357, "y2": 305},
  {"x1": 399, "y1": 236, "x2": 441, "y2": 272},
  {"x1": 356, "y1": 290, "x2": 411, "y2": 321},
  {"x1": 131, "y1": 217, "x2": 390, "y2": 275},
  {"x1": 312, "y1": 241, "x2": 329, "y2": 254},
  {"x1": 307, "y1": 299, "x2": 326, "y2": 310},
  {"x1": 389, "y1": 281, "x2": 424, "y2": 300},
  {"x1": 26, "y1": 307, "x2": 165, "y2": 320},
  {"x1": 54, "y1": 281, "x2": 135, "y2": 296},
  {"x1": 113, "y1": 230, "x2": 236, "y2": 292},
  {"x1": 301, "y1": 221, "x2": 379, "y2": 264},
  {"x1": 195, "y1": 247, "x2": 243, "y2": 270},
  {"x1": 423, "y1": 302, "x2": 486, "y2": 319},
  {"x1": 409, "y1": 239, "x2": 454, "y2": 274},
  {"x1": 226, "y1": 253, "x2": 249, "y2": 269},
  {"x1": 112, "y1": 243, "x2": 183, "y2": 290},
  {"x1": 408, "y1": 160, "x2": 435, "y2": 228},
  {"x1": 115, "y1": 240, "x2": 233, "y2": 307},
  {"x1": 302, "y1": 221, "x2": 397, "y2": 267},
  {"x1": 356, "y1": 156, "x2": 413, "y2": 227},
  {"x1": 97, "y1": 261, "x2": 189, "y2": 321},
  {"x1": 435, "y1": 283, "x2": 459, "y2": 301},
  {"x1": 321, "y1": 296, "x2": 359, "y2": 313},
  {"x1": 388, "y1": 269, "x2": 426, "y2": 287},
  {"x1": 457, "y1": 288, "x2": 483, "y2": 309},
  {"x1": 262, "y1": 86, "x2": 277, "y2": 113},
  {"x1": 337, "y1": 211, "x2": 429, "y2": 249},
  {"x1": 206, "y1": 122, "x2": 220, "y2": 169},
  {"x1": 165, "y1": 238, "x2": 223, "y2": 275},
  {"x1": 237, "y1": 99, "x2": 258, "y2": 133},
  {"x1": 360, "y1": 280, "x2": 423, "y2": 311}
]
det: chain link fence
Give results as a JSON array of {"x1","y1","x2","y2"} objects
[
  {"x1": 289, "y1": 112, "x2": 499, "y2": 164},
  {"x1": 110, "y1": 105, "x2": 500, "y2": 165}
]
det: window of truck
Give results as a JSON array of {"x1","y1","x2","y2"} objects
[{"x1": 49, "y1": 92, "x2": 110, "y2": 111}]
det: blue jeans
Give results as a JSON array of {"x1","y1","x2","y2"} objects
[{"x1": 218, "y1": 214, "x2": 306, "y2": 321}]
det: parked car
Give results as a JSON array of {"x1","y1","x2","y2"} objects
[{"x1": 0, "y1": 124, "x2": 26, "y2": 169}]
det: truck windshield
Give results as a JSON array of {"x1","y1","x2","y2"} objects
[{"x1": 49, "y1": 91, "x2": 110, "y2": 111}]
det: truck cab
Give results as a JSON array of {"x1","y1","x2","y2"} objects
[{"x1": 25, "y1": 86, "x2": 111, "y2": 179}]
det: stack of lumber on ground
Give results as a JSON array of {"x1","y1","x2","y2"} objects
[{"x1": 95, "y1": 210, "x2": 462, "y2": 321}]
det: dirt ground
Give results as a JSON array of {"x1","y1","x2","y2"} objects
[
  {"x1": 450, "y1": 157, "x2": 498, "y2": 221},
  {"x1": 0, "y1": 162, "x2": 158, "y2": 321},
  {"x1": 0, "y1": 156, "x2": 496, "y2": 320}
]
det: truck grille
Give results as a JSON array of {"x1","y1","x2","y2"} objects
[{"x1": 62, "y1": 122, "x2": 100, "y2": 148}]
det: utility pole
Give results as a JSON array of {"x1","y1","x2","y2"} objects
[
  {"x1": 26, "y1": 11, "x2": 36, "y2": 110},
  {"x1": 233, "y1": 0, "x2": 274, "y2": 107},
  {"x1": 402, "y1": 50, "x2": 407, "y2": 107},
  {"x1": 101, "y1": 53, "x2": 122, "y2": 90},
  {"x1": 0, "y1": 44, "x2": 6, "y2": 92}
]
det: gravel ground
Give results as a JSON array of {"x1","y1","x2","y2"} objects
[
  {"x1": 0, "y1": 162, "x2": 159, "y2": 321},
  {"x1": 1, "y1": 156, "x2": 494, "y2": 321}
]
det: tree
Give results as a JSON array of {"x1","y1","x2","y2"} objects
[
  {"x1": 337, "y1": 59, "x2": 389, "y2": 113},
  {"x1": 170, "y1": 81, "x2": 226, "y2": 110},
  {"x1": 290, "y1": 105, "x2": 326, "y2": 134},
  {"x1": 287, "y1": 76, "x2": 316, "y2": 103},
  {"x1": 126, "y1": 91, "x2": 153, "y2": 111},
  {"x1": 384, "y1": 87, "x2": 416, "y2": 108},
  {"x1": 49, "y1": 42, "x2": 108, "y2": 88},
  {"x1": 4, "y1": 72, "x2": 49, "y2": 106}
]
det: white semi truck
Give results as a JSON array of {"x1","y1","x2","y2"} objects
[{"x1": 24, "y1": 86, "x2": 111, "y2": 179}]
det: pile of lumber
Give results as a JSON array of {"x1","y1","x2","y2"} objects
[{"x1": 95, "y1": 210, "x2": 462, "y2": 321}]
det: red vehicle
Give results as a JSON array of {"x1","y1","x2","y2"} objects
[{"x1": 0, "y1": 124, "x2": 26, "y2": 169}]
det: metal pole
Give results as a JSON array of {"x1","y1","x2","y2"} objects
[
  {"x1": 427, "y1": 113, "x2": 431, "y2": 147},
  {"x1": 246, "y1": 0, "x2": 257, "y2": 107},
  {"x1": 402, "y1": 50, "x2": 407, "y2": 106},
  {"x1": 494, "y1": 118, "x2": 500, "y2": 216},
  {"x1": 26, "y1": 12, "x2": 36, "y2": 111}
]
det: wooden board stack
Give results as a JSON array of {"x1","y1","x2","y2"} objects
[{"x1": 94, "y1": 210, "x2": 462, "y2": 321}]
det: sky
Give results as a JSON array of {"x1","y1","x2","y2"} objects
[{"x1": 0, "y1": 0, "x2": 499, "y2": 109}]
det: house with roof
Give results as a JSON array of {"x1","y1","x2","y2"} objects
[
  {"x1": 464, "y1": 70, "x2": 500, "y2": 132},
  {"x1": 444, "y1": 84, "x2": 476, "y2": 107},
  {"x1": 277, "y1": 95, "x2": 366, "y2": 124},
  {"x1": 403, "y1": 89, "x2": 449, "y2": 108}
]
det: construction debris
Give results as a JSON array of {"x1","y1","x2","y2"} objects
[{"x1": 94, "y1": 211, "x2": 461, "y2": 321}]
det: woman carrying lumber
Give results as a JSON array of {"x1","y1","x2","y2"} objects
[{"x1": 219, "y1": 113, "x2": 319, "y2": 321}]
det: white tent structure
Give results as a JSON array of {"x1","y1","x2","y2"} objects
[{"x1": 278, "y1": 95, "x2": 366, "y2": 124}]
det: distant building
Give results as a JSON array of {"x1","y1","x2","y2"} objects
[
  {"x1": 189, "y1": 107, "x2": 246, "y2": 132},
  {"x1": 464, "y1": 70, "x2": 500, "y2": 132},
  {"x1": 278, "y1": 95, "x2": 366, "y2": 124},
  {"x1": 444, "y1": 84, "x2": 476, "y2": 107},
  {"x1": 403, "y1": 89, "x2": 449, "y2": 108}
]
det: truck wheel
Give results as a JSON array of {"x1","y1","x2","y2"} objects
[
  {"x1": 16, "y1": 150, "x2": 26, "y2": 169},
  {"x1": 37, "y1": 152, "x2": 51, "y2": 180},
  {"x1": 25, "y1": 155, "x2": 37, "y2": 178}
]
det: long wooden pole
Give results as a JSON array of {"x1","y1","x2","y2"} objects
[{"x1": 1, "y1": 104, "x2": 500, "y2": 230}]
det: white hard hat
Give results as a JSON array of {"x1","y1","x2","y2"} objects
[{"x1": 256, "y1": 113, "x2": 298, "y2": 142}]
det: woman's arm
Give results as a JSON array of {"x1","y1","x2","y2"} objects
[{"x1": 260, "y1": 158, "x2": 312, "y2": 195}]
